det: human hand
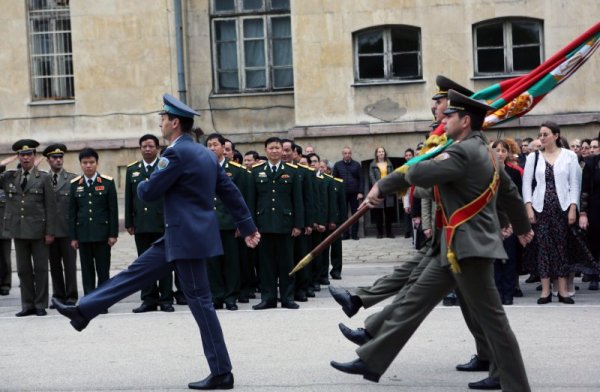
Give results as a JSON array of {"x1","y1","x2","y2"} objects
[
  {"x1": 245, "y1": 231, "x2": 261, "y2": 248},
  {"x1": 518, "y1": 230, "x2": 534, "y2": 247},
  {"x1": 108, "y1": 237, "x2": 118, "y2": 247}
]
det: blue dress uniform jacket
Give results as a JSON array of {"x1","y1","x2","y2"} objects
[{"x1": 137, "y1": 134, "x2": 256, "y2": 261}]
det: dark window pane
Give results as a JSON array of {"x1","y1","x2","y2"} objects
[
  {"x1": 273, "y1": 39, "x2": 291, "y2": 66},
  {"x1": 216, "y1": 20, "x2": 236, "y2": 41},
  {"x1": 218, "y1": 71, "x2": 239, "y2": 90},
  {"x1": 513, "y1": 47, "x2": 540, "y2": 71},
  {"x1": 391, "y1": 28, "x2": 419, "y2": 52},
  {"x1": 392, "y1": 53, "x2": 419, "y2": 78},
  {"x1": 246, "y1": 69, "x2": 266, "y2": 88},
  {"x1": 214, "y1": 0, "x2": 235, "y2": 12},
  {"x1": 272, "y1": 17, "x2": 290, "y2": 37},
  {"x1": 218, "y1": 42, "x2": 238, "y2": 69},
  {"x1": 273, "y1": 68, "x2": 293, "y2": 88},
  {"x1": 357, "y1": 30, "x2": 383, "y2": 54},
  {"x1": 512, "y1": 21, "x2": 540, "y2": 45},
  {"x1": 271, "y1": 0, "x2": 289, "y2": 10},
  {"x1": 243, "y1": 0, "x2": 263, "y2": 10},
  {"x1": 244, "y1": 18, "x2": 263, "y2": 38},
  {"x1": 244, "y1": 40, "x2": 265, "y2": 66},
  {"x1": 477, "y1": 48, "x2": 505, "y2": 73},
  {"x1": 476, "y1": 23, "x2": 503, "y2": 47},
  {"x1": 358, "y1": 56, "x2": 384, "y2": 79}
]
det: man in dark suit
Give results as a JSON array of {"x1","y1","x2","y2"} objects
[
  {"x1": 69, "y1": 148, "x2": 119, "y2": 295},
  {"x1": 331, "y1": 90, "x2": 534, "y2": 391},
  {"x1": 44, "y1": 144, "x2": 78, "y2": 306},
  {"x1": 53, "y1": 93, "x2": 260, "y2": 391},
  {"x1": 126, "y1": 134, "x2": 174, "y2": 313},
  {"x1": 0, "y1": 139, "x2": 56, "y2": 317}
]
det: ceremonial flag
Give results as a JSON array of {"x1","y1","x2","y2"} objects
[{"x1": 402, "y1": 21, "x2": 600, "y2": 169}]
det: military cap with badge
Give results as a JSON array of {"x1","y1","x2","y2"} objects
[
  {"x1": 43, "y1": 143, "x2": 68, "y2": 158},
  {"x1": 12, "y1": 139, "x2": 40, "y2": 155}
]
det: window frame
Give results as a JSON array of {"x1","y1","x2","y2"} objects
[
  {"x1": 210, "y1": 0, "x2": 292, "y2": 94},
  {"x1": 353, "y1": 25, "x2": 423, "y2": 84},
  {"x1": 26, "y1": 0, "x2": 75, "y2": 101},
  {"x1": 473, "y1": 17, "x2": 544, "y2": 77}
]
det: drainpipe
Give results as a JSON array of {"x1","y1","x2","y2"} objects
[{"x1": 173, "y1": 0, "x2": 187, "y2": 104}]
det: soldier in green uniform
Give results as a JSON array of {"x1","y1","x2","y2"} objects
[
  {"x1": 69, "y1": 148, "x2": 118, "y2": 296},
  {"x1": 126, "y1": 134, "x2": 173, "y2": 313},
  {"x1": 44, "y1": 144, "x2": 79, "y2": 306},
  {"x1": 205, "y1": 133, "x2": 246, "y2": 311},
  {"x1": 0, "y1": 188, "x2": 12, "y2": 296},
  {"x1": 282, "y1": 139, "x2": 315, "y2": 302},
  {"x1": 322, "y1": 162, "x2": 346, "y2": 280},
  {"x1": 0, "y1": 139, "x2": 56, "y2": 316},
  {"x1": 247, "y1": 137, "x2": 304, "y2": 310},
  {"x1": 332, "y1": 90, "x2": 534, "y2": 391}
]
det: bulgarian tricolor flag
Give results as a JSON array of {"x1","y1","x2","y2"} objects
[{"x1": 403, "y1": 20, "x2": 600, "y2": 169}]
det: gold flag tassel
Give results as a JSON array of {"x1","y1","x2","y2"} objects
[{"x1": 446, "y1": 248, "x2": 461, "y2": 274}]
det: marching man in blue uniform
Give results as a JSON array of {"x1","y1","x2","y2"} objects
[{"x1": 53, "y1": 93, "x2": 261, "y2": 390}]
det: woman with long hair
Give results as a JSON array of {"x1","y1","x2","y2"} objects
[
  {"x1": 368, "y1": 147, "x2": 396, "y2": 238},
  {"x1": 522, "y1": 122, "x2": 583, "y2": 304}
]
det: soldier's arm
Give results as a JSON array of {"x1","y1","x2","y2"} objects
[
  {"x1": 43, "y1": 174, "x2": 57, "y2": 240},
  {"x1": 406, "y1": 146, "x2": 468, "y2": 189},
  {"x1": 216, "y1": 163, "x2": 256, "y2": 238},
  {"x1": 108, "y1": 179, "x2": 119, "y2": 239},
  {"x1": 292, "y1": 170, "x2": 304, "y2": 231},
  {"x1": 68, "y1": 183, "x2": 78, "y2": 241},
  {"x1": 124, "y1": 167, "x2": 134, "y2": 231}
]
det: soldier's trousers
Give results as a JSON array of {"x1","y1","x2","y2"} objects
[
  {"x1": 207, "y1": 230, "x2": 240, "y2": 305},
  {"x1": 258, "y1": 233, "x2": 294, "y2": 303},
  {"x1": 49, "y1": 237, "x2": 78, "y2": 303},
  {"x1": 14, "y1": 238, "x2": 49, "y2": 310},
  {"x1": 329, "y1": 236, "x2": 343, "y2": 278},
  {"x1": 79, "y1": 241, "x2": 111, "y2": 295},
  {"x1": 0, "y1": 238, "x2": 12, "y2": 291},
  {"x1": 293, "y1": 233, "x2": 311, "y2": 298},
  {"x1": 135, "y1": 232, "x2": 173, "y2": 306},
  {"x1": 356, "y1": 258, "x2": 529, "y2": 392}
]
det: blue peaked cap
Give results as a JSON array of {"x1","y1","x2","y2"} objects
[{"x1": 160, "y1": 93, "x2": 199, "y2": 119}]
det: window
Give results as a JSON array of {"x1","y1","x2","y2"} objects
[
  {"x1": 211, "y1": 0, "x2": 292, "y2": 93},
  {"x1": 27, "y1": 0, "x2": 74, "y2": 100},
  {"x1": 473, "y1": 18, "x2": 543, "y2": 76},
  {"x1": 354, "y1": 26, "x2": 422, "y2": 82}
]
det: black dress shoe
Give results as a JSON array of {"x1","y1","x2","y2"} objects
[
  {"x1": 525, "y1": 274, "x2": 540, "y2": 283},
  {"x1": 252, "y1": 301, "x2": 277, "y2": 310},
  {"x1": 294, "y1": 294, "x2": 308, "y2": 302},
  {"x1": 313, "y1": 283, "x2": 321, "y2": 292},
  {"x1": 513, "y1": 288, "x2": 523, "y2": 297},
  {"x1": 319, "y1": 278, "x2": 330, "y2": 285},
  {"x1": 468, "y1": 376, "x2": 501, "y2": 390},
  {"x1": 281, "y1": 301, "x2": 299, "y2": 309},
  {"x1": 329, "y1": 286, "x2": 361, "y2": 318},
  {"x1": 132, "y1": 303, "x2": 158, "y2": 313},
  {"x1": 306, "y1": 291, "x2": 315, "y2": 298},
  {"x1": 188, "y1": 372, "x2": 234, "y2": 390},
  {"x1": 456, "y1": 355, "x2": 490, "y2": 372},
  {"x1": 557, "y1": 294, "x2": 575, "y2": 304},
  {"x1": 376, "y1": 234, "x2": 384, "y2": 239},
  {"x1": 160, "y1": 303, "x2": 175, "y2": 312},
  {"x1": 330, "y1": 273, "x2": 342, "y2": 280},
  {"x1": 589, "y1": 281, "x2": 599, "y2": 290},
  {"x1": 537, "y1": 294, "x2": 552, "y2": 304},
  {"x1": 330, "y1": 358, "x2": 380, "y2": 382},
  {"x1": 386, "y1": 234, "x2": 395, "y2": 239},
  {"x1": 502, "y1": 297, "x2": 513, "y2": 305},
  {"x1": 338, "y1": 322, "x2": 372, "y2": 346},
  {"x1": 15, "y1": 308, "x2": 36, "y2": 317},
  {"x1": 351, "y1": 235, "x2": 359, "y2": 240},
  {"x1": 175, "y1": 294, "x2": 188, "y2": 305},
  {"x1": 36, "y1": 309, "x2": 47, "y2": 316},
  {"x1": 52, "y1": 298, "x2": 89, "y2": 332},
  {"x1": 225, "y1": 302, "x2": 238, "y2": 311},
  {"x1": 248, "y1": 292, "x2": 256, "y2": 299},
  {"x1": 0, "y1": 288, "x2": 9, "y2": 296}
]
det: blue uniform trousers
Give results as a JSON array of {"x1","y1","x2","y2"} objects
[{"x1": 78, "y1": 239, "x2": 232, "y2": 376}]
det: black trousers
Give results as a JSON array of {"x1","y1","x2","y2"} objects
[
  {"x1": 372, "y1": 207, "x2": 394, "y2": 236},
  {"x1": 344, "y1": 193, "x2": 360, "y2": 238},
  {"x1": 78, "y1": 241, "x2": 111, "y2": 295},
  {"x1": 49, "y1": 237, "x2": 78, "y2": 303}
]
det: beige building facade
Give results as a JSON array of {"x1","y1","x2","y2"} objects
[{"x1": 0, "y1": 0, "x2": 599, "y2": 193}]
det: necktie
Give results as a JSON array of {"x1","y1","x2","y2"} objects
[
  {"x1": 88, "y1": 179, "x2": 93, "y2": 188},
  {"x1": 52, "y1": 173, "x2": 58, "y2": 189},
  {"x1": 272, "y1": 165, "x2": 277, "y2": 174},
  {"x1": 146, "y1": 165, "x2": 153, "y2": 174},
  {"x1": 21, "y1": 171, "x2": 29, "y2": 191}
]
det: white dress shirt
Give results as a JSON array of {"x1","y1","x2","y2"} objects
[{"x1": 522, "y1": 148, "x2": 581, "y2": 212}]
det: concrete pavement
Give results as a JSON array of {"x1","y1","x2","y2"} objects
[{"x1": 1, "y1": 234, "x2": 600, "y2": 391}]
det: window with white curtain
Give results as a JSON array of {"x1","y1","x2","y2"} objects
[
  {"x1": 27, "y1": 0, "x2": 74, "y2": 100},
  {"x1": 473, "y1": 18, "x2": 543, "y2": 76},
  {"x1": 211, "y1": 0, "x2": 292, "y2": 93}
]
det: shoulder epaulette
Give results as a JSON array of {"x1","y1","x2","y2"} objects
[
  {"x1": 70, "y1": 175, "x2": 82, "y2": 184},
  {"x1": 285, "y1": 162, "x2": 298, "y2": 168},
  {"x1": 127, "y1": 160, "x2": 140, "y2": 168},
  {"x1": 334, "y1": 177, "x2": 343, "y2": 183},
  {"x1": 228, "y1": 160, "x2": 242, "y2": 168},
  {"x1": 100, "y1": 174, "x2": 113, "y2": 181}
]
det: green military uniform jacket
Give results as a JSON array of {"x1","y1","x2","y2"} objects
[
  {"x1": 0, "y1": 167, "x2": 56, "y2": 239},
  {"x1": 51, "y1": 169, "x2": 78, "y2": 238},
  {"x1": 124, "y1": 160, "x2": 164, "y2": 234},
  {"x1": 214, "y1": 159, "x2": 247, "y2": 231},
  {"x1": 393, "y1": 131, "x2": 529, "y2": 264},
  {"x1": 69, "y1": 173, "x2": 119, "y2": 242},
  {"x1": 247, "y1": 162, "x2": 304, "y2": 233},
  {"x1": 297, "y1": 163, "x2": 316, "y2": 227},
  {"x1": 327, "y1": 175, "x2": 347, "y2": 225},
  {"x1": 313, "y1": 172, "x2": 331, "y2": 226}
]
